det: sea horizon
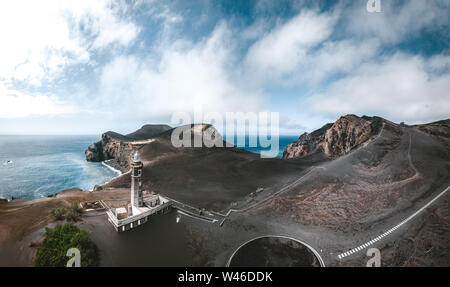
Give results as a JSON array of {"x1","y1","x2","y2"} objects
[
  {"x1": 0, "y1": 135, "x2": 119, "y2": 201},
  {"x1": 0, "y1": 134, "x2": 298, "y2": 201}
]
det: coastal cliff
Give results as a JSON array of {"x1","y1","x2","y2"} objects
[
  {"x1": 283, "y1": 115, "x2": 383, "y2": 159},
  {"x1": 85, "y1": 124, "x2": 172, "y2": 169}
]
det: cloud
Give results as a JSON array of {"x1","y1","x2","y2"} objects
[
  {"x1": 241, "y1": 7, "x2": 379, "y2": 86},
  {"x1": 1, "y1": 0, "x2": 448, "y2": 133},
  {"x1": 245, "y1": 10, "x2": 337, "y2": 80},
  {"x1": 304, "y1": 54, "x2": 450, "y2": 124},
  {"x1": 298, "y1": 38, "x2": 380, "y2": 85},
  {"x1": 279, "y1": 116, "x2": 306, "y2": 131},
  {"x1": 244, "y1": 0, "x2": 448, "y2": 88},
  {"x1": 0, "y1": 0, "x2": 140, "y2": 86},
  {"x1": 0, "y1": 84, "x2": 74, "y2": 118},
  {"x1": 152, "y1": 5, "x2": 183, "y2": 25},
  {"x1": 347, "y1": 0, "x2": 448, "y2": 44},
  {"x1": 97, "y1": 22, "x2": 267, "y2": 120},
  {"x1": 241, "y1": 1, "x2": 449, "y2": 126}
]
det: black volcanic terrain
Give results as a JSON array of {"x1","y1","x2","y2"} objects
[
  {"x1": 82, "y1": 115, "x2": 449, "y2": 266},
  {"x1": 98, "y1": 124, "x2": 326, "y2": 210},
  {"x1": 1, "y1": 115, "x2": 448, "y2": 267}
]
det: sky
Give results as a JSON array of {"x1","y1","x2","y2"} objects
[{"x1": 0, "y1": 0, "x2": 448, "y2": 135}]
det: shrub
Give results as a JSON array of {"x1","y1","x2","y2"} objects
[
  {"x1": 50, "y1": 203, "x2": 83, "y2": 222},
  {"x1": 50, "y1": 207, "x2": 66, "y2": 220},
  {"x1": 34, "y1": 223, "x2": 99, "y2": 267}
]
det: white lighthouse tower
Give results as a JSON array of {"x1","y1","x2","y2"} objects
[
  {"x1": 105, "y1": 149, "x2": 172, "y2": 232},
  {"x1": 131, "y1": 151, "x2": 144, "y2": 208}
]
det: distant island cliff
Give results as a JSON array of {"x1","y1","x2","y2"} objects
[{"x1": 85, "y1": 124, "x2": 172, "y2": 169}]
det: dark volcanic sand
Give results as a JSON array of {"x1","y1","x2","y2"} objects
[
  {"x1": 43, "y1": 122, "x2": 450, "y2": 267},
  {"x1": 228, "y1": 236, "x2": 321, "y2": 267},
  {"x1": 80, "y1": 211, "x2": 197, "y2": 266},
  {"x1": 103, "y1": 139, "x2": 328, "y2": 211},
  {"x1": 1, "y1": 119, "x2": 448, "y2": 267}
]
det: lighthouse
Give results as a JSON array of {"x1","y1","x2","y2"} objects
[
  {"x1": 131, "y1": 151, "x2": 144, "y2": 208},
  {"x1": 104, "y1": 149, "x2": 173, "y2": 232}
]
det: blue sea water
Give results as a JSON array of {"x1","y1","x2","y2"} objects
[
  {"x1": 0, "y1": 135, "x2": 119, "y2": 201},
  {"x1": 0, "y1": 134, "x2": 298, "y2": 201},
  {"x1": 224, "y1": 135, "x2": 299, "y2": 158}
]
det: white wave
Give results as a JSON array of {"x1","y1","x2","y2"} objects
[
  {"x1": 87, "y1": 160, "x2": 126, "y2": 191},
  {"x1": 101, "y1": 160, "x2": 122, "y2": 176}
]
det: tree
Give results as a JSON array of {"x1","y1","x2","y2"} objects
[{"x1": 34, "y1": 223, "x2": 99, "y2": 267}]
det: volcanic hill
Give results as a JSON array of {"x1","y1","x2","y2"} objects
[{"x1": 81, "y1": 115, "x2": 450, "y2": 266}]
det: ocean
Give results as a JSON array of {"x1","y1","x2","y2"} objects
[
  {"x1": 224, "y1": 135, "x2": 299, "y2": 158},
  {"x1": 0, "y1": 135, "x2": 120, "y2": 201},
  {"x1": 0, "y1": 135, "x2": 298, "y2": 201}
]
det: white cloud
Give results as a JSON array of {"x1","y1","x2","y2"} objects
[
  {"x1": 0, "y1": 0, "x2": 140, "y2": 86},
  {"x1": 0, "y1": 84, "x2": 74, "y2": 118},
  {"x1": 240, "y1": 19, "x2": 271, "y2": 41},
  {"x1": 97, "y1": 22, "x2": 266, "y2": 119},
  {"x1": 243, "y1": 0, "x2": 448, "y2": 88},
  {"x1": 1, "y1": 1, "x2": 448, "y2": 133},
  {"x1": 299, "y1": 38, "x2": 380, "y2": 85},
  {"x1": 245, "y1": 10, "x2": 337, "y2": 79},
  {"x1": 304, "y1": 54, "x2": 450, "y2": 124},
  {"x1": 152, "y1": 5, "x2": 183, "y2": 25},
  {"x1": 241, "y1": 8, "x2": 382, "y2": 88},
  {"x1": 0, "y1": 0, "x2": 140, "y2": 121},
  {"x1": 347, "y1": 0, "x2": 448, "y2": 44}
]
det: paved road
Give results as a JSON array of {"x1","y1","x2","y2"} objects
[
  {"x1": 338, "y1": 130, "x2": 447, "y2": 260},
  {"x1": 338, "y1": 185, "x2": 449, "y2": 260}
]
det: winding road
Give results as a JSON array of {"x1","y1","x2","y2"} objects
[
  {"x1": 338, "y1": 130, "x2": 447, "y2": 260},
  {"x1": 174, "y1": 123, "x2": 449, "y2": 266},
  {"x1": 338, "y1": 185, "x2": 449, "y2": 260}
]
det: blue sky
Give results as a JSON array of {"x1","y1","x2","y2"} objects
[{"x1": 0, "y1": 0, "x2": 448, "y2": 135}]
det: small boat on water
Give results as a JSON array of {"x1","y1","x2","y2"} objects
[{"x1": 3, "y1": 160, "x2": 13, "y2": 165}]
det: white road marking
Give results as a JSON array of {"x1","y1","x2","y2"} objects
[{"x1": 338, "y1": 185, "x2": 449, "y2": 260}]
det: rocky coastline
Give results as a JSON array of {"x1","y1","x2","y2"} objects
[
  {"x1": 85, "y1": 124, "x2": 172, "y2": 170},
  {"x1": 283, "y1": 114, "x2": 383, "y2": 159}
]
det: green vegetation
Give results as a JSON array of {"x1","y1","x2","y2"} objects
[
  {"x1": 50, "y1": 203, "x2": 83, "y2": 221},
  {"x1": 34, "y1": 223, "x2": 99, "y2": 267}
]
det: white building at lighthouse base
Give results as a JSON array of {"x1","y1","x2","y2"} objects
[
  {"x1": 105, "y1": 151, "x2": 172, "y2": 232},
  {"x1": 107, "y1": 194, "x2": 172, "y2": 232}
]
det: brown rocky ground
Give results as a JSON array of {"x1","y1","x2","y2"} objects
[{"x1": 0, "y1": 188, "x2": 130, "y2": 266}]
